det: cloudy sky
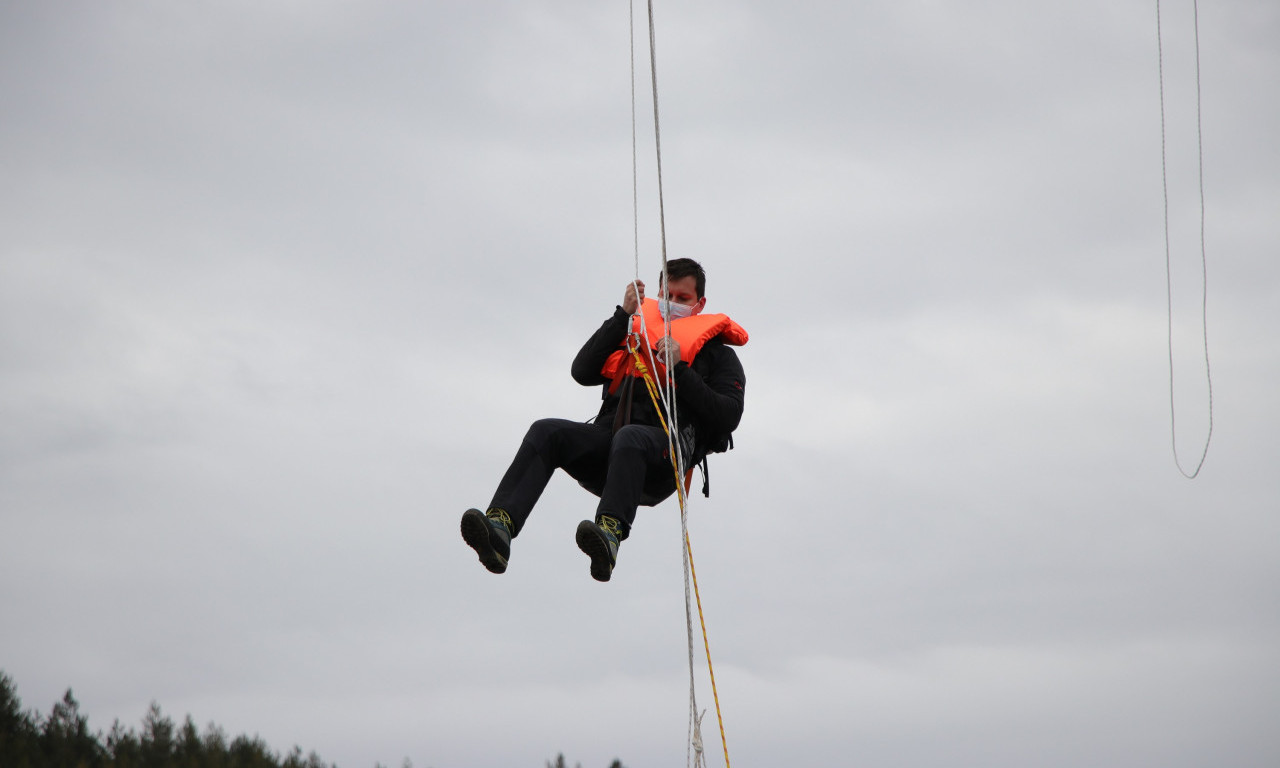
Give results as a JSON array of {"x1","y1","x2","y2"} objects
[{"x1": 2, "y1": 2, "x2": 1277, "y2": 767}]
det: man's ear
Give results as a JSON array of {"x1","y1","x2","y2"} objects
[{"x1": 691, "y1": 297, "x2": 707, "y2": 316}]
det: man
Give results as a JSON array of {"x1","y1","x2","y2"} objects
[{"x1": 460, "y1": 258, "x2": 747, "y2": 582}]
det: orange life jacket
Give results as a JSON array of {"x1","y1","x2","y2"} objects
[{"x1": 601, "y1": 298, "x2": 748, "y2": 392}]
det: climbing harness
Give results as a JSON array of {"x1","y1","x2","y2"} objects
[
  {"x1": 628, "y1": 1, "x2": 731, "y2": 765},
  {"x1": 1155, "y1": 0, "x2": 1214, "y2": 479}
]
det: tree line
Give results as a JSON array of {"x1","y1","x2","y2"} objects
[
  {"x1": 2, "y1": 671, "x2": 624, "y2": 768},
  {"x1": 1, "y1": 670, "x2": 332, "y2": 768}
]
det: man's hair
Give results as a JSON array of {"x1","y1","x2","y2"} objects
[{"x1": 661, "y1": 258, "x2": 706, "y2": 299}]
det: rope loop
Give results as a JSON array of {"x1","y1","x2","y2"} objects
[{"x1": 1155, "y1": 0, "x2": 1214, "y2": 479}]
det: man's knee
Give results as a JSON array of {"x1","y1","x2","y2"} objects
[
  {"x1": 524, "y1": 417, "x2": 581, "y2": 448},
  {"x1": 525, "y1": 418, "x2": 609, "y2": 464},
  {"x1": 525, "y1": 418, "x2": 565, "y2": 446}
]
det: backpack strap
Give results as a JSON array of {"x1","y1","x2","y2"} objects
[{"x1": 612, "y1": 375, "x2": 635, "y2": 433}]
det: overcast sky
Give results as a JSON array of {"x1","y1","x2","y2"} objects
[{"x1": 2, "y1": 2, "x2": 1277, "y2": 767}]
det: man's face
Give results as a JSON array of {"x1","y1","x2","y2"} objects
[{"x1": 662, "y1": 275, "x2": 705, "y2": 315}]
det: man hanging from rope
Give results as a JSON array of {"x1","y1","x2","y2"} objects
[{"x1": 461, "y1": 258, "x2": 747, "y2": 582}]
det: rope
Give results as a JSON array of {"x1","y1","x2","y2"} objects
[
  {"x1": 629, "y1": 0, "x2": 642, "y2": 298},
  {"x1": 625, "y1": 344, "x2": 728, "y2": 768},
  {"x1": 629, "y1": 2, "x2": 731, "y2": 764},
  {"x1": 1155, "y1": 0, "x2": 1214, "y2": 479},
  {"x1": 684, "y1": 522, "x2": 729, "y2": 768}
]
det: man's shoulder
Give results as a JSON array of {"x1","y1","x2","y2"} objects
[
  {"x1": 705, "y1": 337, "x2": 742, "y2": 359},
  {"x1": 693, "y1": 338, "x2": 745, "y2": 373}
]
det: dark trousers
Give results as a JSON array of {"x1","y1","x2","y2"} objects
[{"x1": 488, "y1": 418, "x2": 678, "y2": 540}]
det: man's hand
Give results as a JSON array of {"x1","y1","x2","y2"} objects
[
  {"x1": 622, "y1": 280, "x2": 646, "y2": 314},
  {"x1": 655, "y1": 337, "x2": 681, "y2": 366}
]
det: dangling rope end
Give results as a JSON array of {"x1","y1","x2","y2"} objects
[
  {"x1": 1156, "y1": 0, "x2": 1214, "y2": 480},
  {"x1": 690, "y1": 708, "x2": 707, "y2": 768}
]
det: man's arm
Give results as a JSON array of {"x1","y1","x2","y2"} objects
[
  {"x1": 571, "y1": 281, "x2": 646, "y2": 387},
  {"x1": 672, "y1": 344, "x2": 745, "y2": 435},
  {"x1": 571, "y1": 306, "x2": 631, "y2": 386}
]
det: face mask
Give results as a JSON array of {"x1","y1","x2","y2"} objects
[{"x1": 659, "y1": 299, "x2": 695, "y2": 320}]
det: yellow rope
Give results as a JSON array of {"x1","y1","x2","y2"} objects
[
  {"x1": 627, "y1": 342, "x2": 731, "y2": 767},
  {"x1": 684, "y1": 530, "x2": 729, "y2": 768},
  {"x1": 626, "y1": 0, "x2": 724, "y2": 759}
]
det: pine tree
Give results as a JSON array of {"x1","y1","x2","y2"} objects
[
  {"x1": 40, "y1": 689, "x2": 103, "y2": 768},
  {"x1": 0, "y1": 672, "x2": 41, "y2": 768}
]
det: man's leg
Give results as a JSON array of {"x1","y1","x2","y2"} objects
[
  {"x1": 464, "y1": 418, "x2": 612, "y2": 574},
  {"x1": 576, "y1": 424, "x2": 675, "y2": 582},
  {"x1": 488, "y1": 418, "x2": 613, "y2": 535},
  {"x1": 597, "y1": 424, "x2": 677, "y2": 536}
]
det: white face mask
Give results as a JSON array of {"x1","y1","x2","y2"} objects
[{"x1": 659, "y1": 298, "x2": 695, "y2": 320}]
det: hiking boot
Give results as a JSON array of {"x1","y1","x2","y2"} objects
[
  {"x1": 461, "y1": 508, "x2": 512, "y2": 574},
  {"x1": 576, "y1": 514, "x2": 622, "y2": 582}
]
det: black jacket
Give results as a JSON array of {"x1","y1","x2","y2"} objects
[{"x1": 571, "y1": 306, "x2": 746, "y2": 462}]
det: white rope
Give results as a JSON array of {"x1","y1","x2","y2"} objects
[
  {"x1": 628, "y1": 2, "x2": 704, "y2": 765},
  {"x1": 629, "y1": 0, "x2": 641, "y2": 292},
  {"x1": 1155, "y1": 0, "x2": 1214, "y2": 479},
  {"x1": 638, "y1": 4, "x2": 706, "y2": 764}
]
